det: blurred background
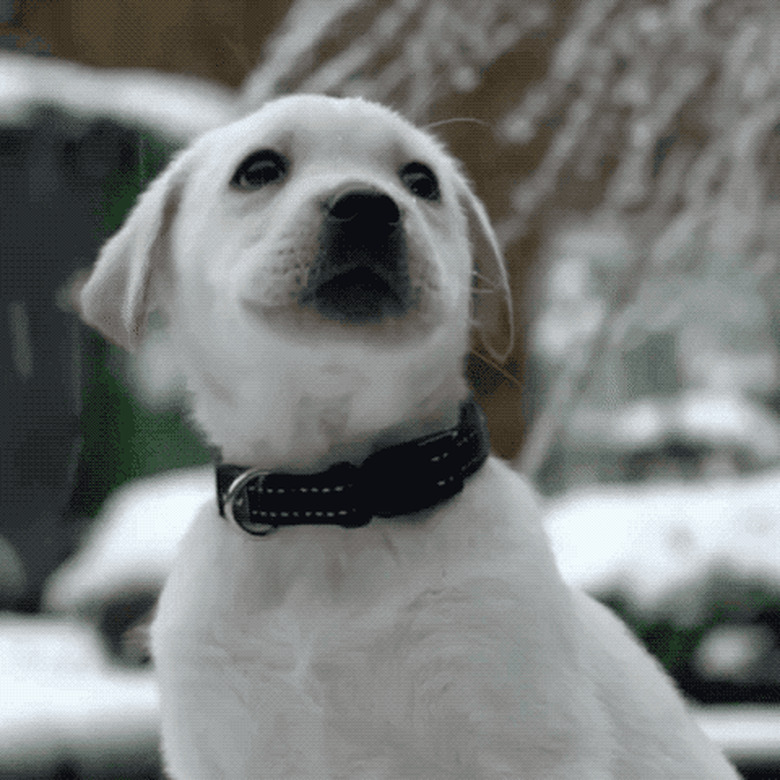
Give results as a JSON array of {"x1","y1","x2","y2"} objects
[{"x1": 1, "y1": 0, "x2": 779, "y2": 777}]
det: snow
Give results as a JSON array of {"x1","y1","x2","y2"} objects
[
  {"x1": 0, "y1": 51, "x2": 235, "y2": 139},
  {"x1": 43, "y1": 467, "x2": 213, "y2": 613},
  {"x1": 0, "y1": 614, "x2": 159, "y2": 776},
  {"x1": 568, "y1": 389, "x2": 780, "y2": 462},
  {"x1": 544, "y1": 467, "x2": 780, "y2": 608},
  {"x1": 693, "y1": 704, "x2": 780, "y2": 766}
]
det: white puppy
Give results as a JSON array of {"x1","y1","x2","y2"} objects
[{"x1": 79, "y1": 95, "x2": 737, "y2": 779}]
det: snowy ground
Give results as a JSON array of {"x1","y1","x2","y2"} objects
[
  {"x1": 694, "y1": 703, "x2": 780, "y2": 771},
  {"x1": 0, "y1": 614, "x2": 159, "y2": 778}
]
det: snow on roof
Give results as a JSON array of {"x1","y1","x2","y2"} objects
[
  {"x1": 544, "y1": 467, "x2": 780, "y2": 608},
  {"x1": 0, "y1": 52, "x2": 236, "y2": 140}
]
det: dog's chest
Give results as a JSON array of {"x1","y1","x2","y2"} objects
[
  {"x1": 154, "y1": 516, "x2": 509, "y2": 775},
  {"x1": 162, "y1": 516, "x2": 478, "y2": 707},
  {"x1": 213, "y1": 585, "x2": 423, "y2": 724},
  {"x1": 151, "y1": 481, "x2": 563, "y2": 775}
]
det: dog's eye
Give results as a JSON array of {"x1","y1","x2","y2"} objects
[
  {"x1": 231, "y1": 150, "x2": 289, "y2": 189},
  {"x1": 399, "y1": 162, "x2": 440, "y2": 201}
]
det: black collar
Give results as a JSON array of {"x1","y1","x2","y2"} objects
[{"x1": 216, "y1": 399, "x2": 490, "y2": 535}]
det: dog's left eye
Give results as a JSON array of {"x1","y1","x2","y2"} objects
[
  {"x1": 399, "y1": 162, "x2": 440, "y2": 201},
  {"x1": 231, "y1": 149, "x2": 289, "y2": 189}
]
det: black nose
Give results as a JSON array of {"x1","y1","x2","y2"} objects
[
  {"x1": 325, "y1": 190, "x2": 401, "y2": 232},
  {"x1": 301, "y1": 189, "x2": 410, "y2": 323}
]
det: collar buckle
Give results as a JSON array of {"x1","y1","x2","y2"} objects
[{"x1": 223, "y1": 468, "x2": 277, "y2": 536}]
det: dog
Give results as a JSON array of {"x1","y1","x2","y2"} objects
[{"x1": 78, "y1": 95, "x2": 737, "y2": 779}]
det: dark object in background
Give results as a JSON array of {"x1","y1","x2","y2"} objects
[
  {"x1": 0, "y1": 110, "x2": 154, "y2": 610},
  {"x1": 600, "y1": 572, "x2": 780, "y2": 705},
  {"x1": 0, "y1": 51, "x2": 231, "y2": 615}
]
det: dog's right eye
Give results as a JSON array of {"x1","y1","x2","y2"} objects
[
  {"x1": 399, "y1": 161, "x2": 440, "y2": 201},
  {"x1": 231, "y1": 150, "x2": 289, "y2": 190}
]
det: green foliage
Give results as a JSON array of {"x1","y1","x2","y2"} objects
[
  {"x1": 72, "y1": 336, "x2": 209, "y2": 518},
  {"x1": 99, "y1": 133, "x2": 171, "y2": 235},
  {"x1": 72, "y1": 132, "x2": 209, "y2": 519},
  {"x1": 599, "y1": 571, "x2": 780, "y2": 687},
  {"x1": 600, "y1": 590, "x2": 708, "y2": 678}
]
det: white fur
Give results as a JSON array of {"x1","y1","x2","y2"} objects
[{"x1": 79, "y1": 95, "x2": 736, "y2": 778}]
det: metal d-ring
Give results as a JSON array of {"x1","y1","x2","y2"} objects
[{"x1": 223, "y1": 468, "x2": 276, "y2": 536}]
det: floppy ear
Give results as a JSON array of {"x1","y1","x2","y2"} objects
[
  {"x1": 78, "y1": 149, "x2": 190, "y2": 352},
  {"x1": 458, "y1": 183, "x2": 515, "y2": 363}
]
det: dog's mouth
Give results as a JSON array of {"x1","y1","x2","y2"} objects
[
  {"x1": 302, "y1": 262, "x2": 412, "y2": 324},
  {"x1": 299, "y1": 189, "x2": 414, "y2": 324}
]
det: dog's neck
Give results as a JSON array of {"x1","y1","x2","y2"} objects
[
  {"x1": 182, "y1": 339, "x2": 470, "y2": 473},
  {"x1": 226, "y1": 389, "x2": 465, "y2": 473}
]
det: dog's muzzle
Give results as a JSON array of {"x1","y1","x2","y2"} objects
[{"x1": 300, "y1": 189, "x2": 412, "y2": 322}]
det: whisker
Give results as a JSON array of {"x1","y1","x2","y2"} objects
[
  {"x1": 425, "y1": 117, "x2": 491, "y2": 131},
  {"x1": 471, "y1": 269, "x2": 502, "y2": 291},
  {"x1": 470, "y1": 287, "x2": 502, "y2": 297},
  {"x1": 456, "y1": 275, "x2": 508, "y2": 301}
]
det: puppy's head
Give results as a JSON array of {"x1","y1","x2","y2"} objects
[{"x1": 79, "y1": 96, "x2": 512, "y2": 455}]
